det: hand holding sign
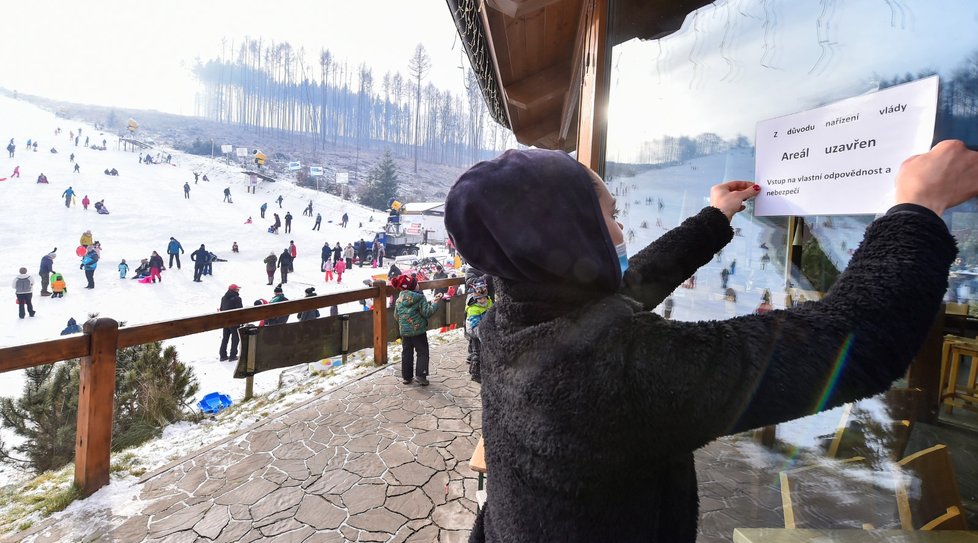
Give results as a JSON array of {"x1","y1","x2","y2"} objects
[
  {"x1": 895, "y1": 140, "x2": 978, "y2": 216},
  {"x1": 710, "y1": 181, "x2": 761, "y2": 221}
]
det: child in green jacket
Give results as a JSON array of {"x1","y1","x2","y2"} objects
[{"x1": 393, "y1": 275, "x2": 442, "y2": 386}]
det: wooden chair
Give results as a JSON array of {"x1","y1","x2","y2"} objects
[
  {"x1": 823, "y1": 388, "x2": 922, "y2": 463},
  {"x1": 469, "y1": 436, "x2": 487, "y2": 513},
  {"x1": 940, "y1": 335, "x2": 978, "y2": 413},
  {"x1": 895, "y1": 444, "x2": 968, "y2": 530},
  {"x1": 779, "y1": 457, "x2": 897, "y2": 530}
]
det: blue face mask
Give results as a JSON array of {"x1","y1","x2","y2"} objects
[{"x1": 615, "y1": 241, "x2": 628, "y2": 277}]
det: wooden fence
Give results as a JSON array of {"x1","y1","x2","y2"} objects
[{"x1": 0, "y1": 277, "x2": 465, "y2": 496}]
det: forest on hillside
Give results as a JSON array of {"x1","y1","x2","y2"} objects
[{"x1": 193, "y1": 39, "x2": 512, "y2": 171}]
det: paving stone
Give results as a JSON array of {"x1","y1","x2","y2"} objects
[
  {"x1": 345, "y1": 452, "x2": 388, "y2": 478},
  {"x1": 407, "y1": 414, "x2": 438, "y2": 431},
  {"x1": 307, "y1": 530, "x2": 347, "y2": 543},
  {"x1": 291, "y1": 405, "x2": 321, "y2": 421},
  {"x1": 238, "y1": 528, "x2": 265, "y2": 543},
  {"x1": 405, "y1": 524, "x2": 440, "y2": 542},
  {"x1": 141, "y1": 492, "x2": 188, "y2": 515},
  {"x1": 342, "y1": 483, "x2": 387, "y2": 515},
  {"x1": 214, "y1": 519, "x2": 252, "y2": 543},
  {"x1": 272, "y1": 457, "x2": 312, "y2": 480},
  {"x1": 306, "y1": 469, "x2": 360, "y2": 496},
  {"x1": 143, "y1": 469, "x2": 183, "y2": 494},
  {"x1": 417, "y1": 446, "x2": 448, "y2": 471},
  {"x1": 151, "y1": 529, "x2": 198, "y2": 543},
  {"x1": 346, "y1": 434, "x2": 387, "y2": 453},
  {"x1": 259, "y1": 517, "x2": 306, "y2": 537},
  {"x1": 422, "y1": 472, "x2": 449, "y2": 506},
  {"x1": 437, "y1": 418, "x2": 472, "y2": 434},
  {"x1": 414, "y1": 430, "x2": 457, "y2": 447},
  {"x1": 214, "y1": 477, "x2": 279, "y2": 506},
  {"x1": 390, "y1": 462, "x2": 436, "y2": 487},
  {"x1": 224, "y1": 453, "x2": 273, "y2": 485},
  {"x1": 340, "y1": 525, "x2": 360, "y2": 541},
  {"x1": 106, "y1": 514, "x2": 149, "y2": 542},
  {"x1": 193, "y1": 504, "x2": 230, "y2": 539},
  {"x1": 432, "y1": 405, "x2": 465, "y2": 420},
  {"x1": 247, "y1": 430, "x2": 281, "y2": 453},
  {"x1": 254, "y1": 504, "x2": 301, "y2": 528},
  {"x1": 294, "y1": 494, "x2": 347, "y2": 530},
  {"x1": 386, "y1": 488, "x2": 435, "y2": 520},
  {"x1": 175, "y1": 467, "x2": 208, "y2": 493},
  {"x1": 439, "y1": 529, "x2": 472, "y2": 543},
  {"x1": 431, "y1": 499, "x2": 475, "y2": 531},
  {"x1": 347, "y1": 509, "x2": 408, "y2": 534},
  {"x1": 360, "y1": 529, "x2": 393, "y2": 542},
  {"x1": 307, "y1": 447, "x2": 338, "y2": 475},
  {"x1": 263, "y1": 465, "x2": 290, "y2": 485},
  {"x1": 147, "y1": 501, "x2": 212, "y2": 538},
  {"x1": 380, "y1": 442, "x2": 415, "y2": 468},
  {"x1": 250, "y1": 486, "x2": 305, "y2": 521}
]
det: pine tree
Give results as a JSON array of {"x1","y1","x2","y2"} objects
[
  {"x1": 0, "y1": 342, "x2": 199, "y2": 473},
  {"x1": 358, "y1": 149, "x2": 400, "y2": 210}
]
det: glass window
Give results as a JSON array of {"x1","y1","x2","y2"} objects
[{"x1": 608, "y1": 1, "x2": 978, "y2": 537}]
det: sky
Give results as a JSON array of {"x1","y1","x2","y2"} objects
[{"x1": 0, "y1": 1, "x2": 470, "y2": 115}]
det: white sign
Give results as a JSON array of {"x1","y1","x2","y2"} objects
[
  {"x1": 336, "y1": 172, "x2": 349, "y2": 185},
  {"x1": 754, "y1": 76, "x2": 938, "y2": 216},
  {"x1": 309, "y1": 166, "x2": 324, "y2": 177},
  {"x1": 235, "y1": 147, "x2": 249, "y2": 158},
  {"x1": 220, "y1": 144, "x2": 233, "y2": 154},
  {"x1": 288, "y1": 161, "x2": 302, "y2": 172}
]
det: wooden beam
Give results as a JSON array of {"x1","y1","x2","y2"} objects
[
  {"x1": 486, "y1": 0, "x2": 563, "y2": 18},
  {"x1": 506, "y1": 64, "x2": 570, "y2": 110},
  {"x1": 0, "y1": 335, "x2": 89, "y2": 373},
  {"x1": 575, "y1": 0, "x2": 611, "y2": 175},
  {"x1": 75, "y1": 318, "x2": 119, "y2": 496},
  {"x1": 480, "y1": 1, "x2": 515, "y2": 129}
]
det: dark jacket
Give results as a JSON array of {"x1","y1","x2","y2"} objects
[
  {"x1": 266, "y1": 293, "x2": 289, "y2": 325},
  {"x1": 264, "y1": 254, "x2": 277, "y2": 271},
  {"x1": 297, "y1": 293, "x2": 321, "y2": 321},
  {"x1": 191, "y1": 247, "x2": 208, "y2": 267},
  {"x1": 39, "y1": 252, "x2": 55, "y2": 275},
  {"x1": 469, "y1": 206, "x2": 955, "y2": 543},
  {"x1": 148, "y1": 254, "x2": 165, "y2": 270},
  {"x1": 220, "y1": 290, "x2": 243, "y2": 311},
  {"x1": 278, "y1": 251, "x2": 293, "y2": 270}
]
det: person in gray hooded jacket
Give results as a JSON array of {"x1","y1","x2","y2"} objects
[{"x1": 444, "y1": 142, "x2": 978, "y2": 543}]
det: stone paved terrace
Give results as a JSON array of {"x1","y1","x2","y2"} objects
[{"x1": 9, "y1": 330, "x2": 950, "y2": 542}]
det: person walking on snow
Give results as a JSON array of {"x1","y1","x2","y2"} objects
[
  {"x1": 284, "y1": 212, "x2": 293, "y2": 233},
  {"x1": 118, "y1": 259, "x2": 129, "y2": 279},
  {"x1": 167, "y1": 237, "x2": 185, "y2": 269},
  {"x1": 323, "y1": 257, "x2": 334, "y2": 282},
  {"x1": 81, "y1": 195, "x2": 90, "y2": 210},
  {"x1": 276, "y1": 195, "x2": 284, "y2": 208},
  {"x1": 11, "y1": 166, "x2": 19, "y2": 178},
  {"x1": 191, "y1": 244, "x2": 208, "y2": 282},
  {"x1": 313, "y1": 212, "x2": 322, "y2": 230},
  {"x1": 278, "y1": 248, "x2": 293, "y2": 284},
  {"x1": 69, "y1": 152, "x2": 75, "y2": 162},
  {"x1": 341, "y1": 212, "x2": 349, "y2": 228},
  {"x1": 13, "y1": 267, "x2": 36, "y2": 318},
  {"x1": 264, "y1": 252, "x2": 277, "y2": 285},
  {"x1": 183, "y1": 182, "x2": 190, "y2": 199},
  {"x1": 321, "y1": 242, "x2": 331, "y2": 272},
  {"x1": 219, "y1": 284, "x2": 243, "y2": 361},
  {"x1": 334, "y1": 256, "x2": 346, "y2": 283},
  {"x1": 223, "y1": 187, "x2": 232, "y2": 203},
  {"x1": 343, "y1": 243, "x2": 354, "y2": 269},
  {"x1": 80, "y1": 247, "x2": 98, "y2": 289},
  {"x1": 332, "y1": 242, "x2": 342, "y2": 266},
  {"x1": 73, "y1": 163, "x2": 80, "y2": 173},
  {"x1": 193, "y1": 172, "x2": 199, "y2": 184},
  {"x1": 260, "y1": 202, "x2": 267, "y2": 218},
  {"x1": 288, "y1": 241, "x2": 297, "y2": 272},
  {"x1": 38, "y1": 249, "x2": 57, "y2": 296},
  {"x1": 62, "y1": 186, "x2": 75, "y2": 208},
  {"x1": 148, "y1": 251, "x2": 165, "y2": 283}
]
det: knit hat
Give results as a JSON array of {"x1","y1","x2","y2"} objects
[
  {"x1": 304, "y1": 287, "x2": 317, "y2": 296},
  {"x1": 392, "y1": 275, "x2": 417, "y2": 291},
  {"x1": 273, "y1": 284, "x2": 283, "y2": 294},
  {"x1": 444, "y1": 149, "x2": 619, "y2": 292}
]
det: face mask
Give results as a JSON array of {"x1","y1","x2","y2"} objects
[{"x1": 615, "y1": 241, "x2": 628, "y2": 277}]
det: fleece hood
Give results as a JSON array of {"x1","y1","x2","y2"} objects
[{"x1": 445, "y1": 149, "x2": 619, "y2": 292}]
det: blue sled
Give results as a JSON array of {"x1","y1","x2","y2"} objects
[{"x1": 198, "y1": 392, "x2": 233, "y2": 415}]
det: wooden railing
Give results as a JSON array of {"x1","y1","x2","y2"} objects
[{"x1": 0, "y1": 277, "x2": 465, "y2": 496}]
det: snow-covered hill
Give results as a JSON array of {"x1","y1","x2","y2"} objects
[{"x1": 0, "y1": 95, "x2": 425, "y2": 484}]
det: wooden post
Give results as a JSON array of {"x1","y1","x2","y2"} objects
[
  {"x1": 372, "y1": 281, "x2": 389, "y2": 366},
  {"x1": 244, "y1": 329, "x2": 257, "y2": 401},
  {"x1": 75, "y1": 317, "x2": 119, "y2": 496},
  {"x1": 341, "y1": 315, "x2": 350, "y2": 365}
]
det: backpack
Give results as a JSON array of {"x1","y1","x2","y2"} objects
[{"x1": 15, "y1": 276, "x2": 31, "y2": 292}]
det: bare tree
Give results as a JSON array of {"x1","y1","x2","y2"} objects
[{"x1": 407, "y1": 43, "x2": 431, "y2": 173}]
